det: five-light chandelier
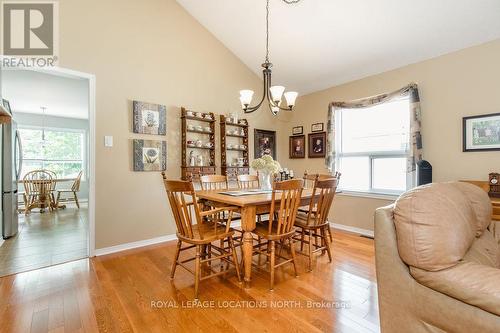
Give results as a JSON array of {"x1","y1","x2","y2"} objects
[{"x1": 239, "y1": 0, "x2": 300, "y2": 116}]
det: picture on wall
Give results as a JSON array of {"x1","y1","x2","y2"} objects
[
  {"x1": 463, "y1": 112, "x2": 500, "y2": 152},
  {"x1": 133, "y1": 100, "x2": 167, "y2": 135},
  {"x1": 311, "y1": 122, "x2": 324, "y2": 132},
  {"x1": 289, "y1": 135, "x2": 305, "y2": 158},
  {"x1": 292, "y1": 126, "x2": 303, "y2": 135},
  {"x1": 133, "y1": 139, "x2": 167, "y2": 171},
  {"x1": 308, "y1": 132, "x2": 326, "y2": 158},
  {"x1": 254, "y1": 129, "x2": 277, "y2": 160}
]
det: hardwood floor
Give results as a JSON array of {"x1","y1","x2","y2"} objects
[
  {"x1": 0, "y1": 204, "x2": 88, "y2": 277},
  {"x1": 0, "y1": 229, "x2": 378, "y2": 333}
]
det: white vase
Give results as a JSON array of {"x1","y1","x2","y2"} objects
[{"x1": 260, "y1": 171, "x2": 272, "y2": 190}]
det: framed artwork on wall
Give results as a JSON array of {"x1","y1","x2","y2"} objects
[
  {"x1": 254, "y1": 129, "x2": 277, "y2": 160},
  {"x1": 132, "y1": 100, "x2": 167, "y2": 135},
  {"x1": 133, "y1": 139, "x2": 167, "y2": 171},
  {"x1": 311, "y1": 122, "x2": 324, "y2": 132},
  {"x1": 463, "y1": 112, "x2": 500, "y2": 152},
  {"x1": 289, "y1": 135, "x2": 305, "y2": 158},
  {"x1": 308, "y1": 132, "x2": 326, "y2": 158},
  {"x1": 292, "y1": 126, "x2": 303, "y2": 135}
]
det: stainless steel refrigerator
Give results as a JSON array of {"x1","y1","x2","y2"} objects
[{"x1": 2, "y1": 120, "x2": 22, "y2": 239}]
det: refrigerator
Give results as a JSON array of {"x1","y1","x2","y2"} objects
[{"x1": 2, "y1": 120, "x2": 22, "y2": 239}]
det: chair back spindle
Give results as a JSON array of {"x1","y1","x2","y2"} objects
[
  {"x1": 200, "y1": 175, "x2": 228, "y2": 190},
  {"x1": 237, "y1": 174, "x2": 259, "y2": 189},
  {"x1": 305, "y1": 178, "x2": 338, "y2": 227},
  {"x1": 268, "y1": 179, "x2": 303, "y2": 236}
]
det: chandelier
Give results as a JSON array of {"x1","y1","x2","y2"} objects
[{"x1": 239, "y1": 0, "x2": 300, "y2": 116}]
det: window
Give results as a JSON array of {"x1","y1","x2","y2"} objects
[
  {"x1": 336, "y1": 97, "x2": 410, "y2": 195},
  {"x1": 19, "y1": 127, "x2": 86, "y2": 179}
]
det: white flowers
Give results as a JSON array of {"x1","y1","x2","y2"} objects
[{"x1": 251, "y1": 155, "x2": 281, "y2": 174}]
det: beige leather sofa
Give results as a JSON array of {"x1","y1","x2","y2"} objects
[{"x1": 375, "y1": 182, "x2": 500, "y2": 333}]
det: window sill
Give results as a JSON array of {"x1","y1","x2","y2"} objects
[{"x1": 337, "y1": 190, "x2": 399, "y2": 201}]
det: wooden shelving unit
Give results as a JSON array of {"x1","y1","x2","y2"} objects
[
  {"x1": 181, "y1": 107, "x2": 216, "y2": 181},
  {"x1": 220, "y1": 115, "x2": 249, "y2": 180}
]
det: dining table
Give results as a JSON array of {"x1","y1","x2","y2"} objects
[
  {"x1": 18, "y1": 177, "x2": 77, "y2": 211},
  {"x1": 196, "y1": 188, "x2": 319, "y2": 287}
]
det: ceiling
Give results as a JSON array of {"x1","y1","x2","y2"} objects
[
  {"x1": 177, "y1": 0, "x2": 500, "y2": 94},
  {"x1": 1, "y1": 70, "x2": 89, "y2": 119}
]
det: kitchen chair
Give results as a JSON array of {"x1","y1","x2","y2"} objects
[
  {"x1": 162, "y1": 176, "x2": 241, "y2": 299},
  {"x1": 23, "y1": 170, "x2": 54, "y2": 214},
  {"x1": 237, "y1": 174, "x2": 260, "y2": 189},
  {"x1": 200, "y1": 175, "x2": 229, "y2": 190},
  {"x1": 251, "y1": 179, "x2": 303, "y2": 290},
  {"x1": 45, "y1": 169, "x2": 58, "y2": 207},
  {"x1": 55, "y1": 171, "x2": 83, "y2": 209},
  {"x1": 293, "y1": 178, "x2": 338, "y2": 271}
]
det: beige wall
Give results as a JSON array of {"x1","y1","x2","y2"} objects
[
  {"x1": 279, "y1": 39, "x2": 500, "y2": 232},
  {"x1": 56, "y1": 0, "x2": 285, "y2": 249}
]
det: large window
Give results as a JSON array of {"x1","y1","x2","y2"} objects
[
  {"x1": 19, "y1": 127, "x2": 86, "y2": 178},
  {"x1": 336, "y1": 97, "x2": 410, "y2": 195}
]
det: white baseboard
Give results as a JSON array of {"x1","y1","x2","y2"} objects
[
  {"x1": 330, "y1": 222, "x2": 374, "y2": 238},
  {"x1": 94, "y1": 234, "x2": 177, "y2": 256}
]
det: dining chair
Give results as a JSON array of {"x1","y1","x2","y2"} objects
[
  {"x1": 293, "y1": 178, "x2": 338, "y2": 271},
  {"x1": 237, "y1": 174, "x2": 260, "y2": 189},
  {"x1": 162, "y1": 175, "x2": 241, "y2": 299},
  {"x1": 200, "y1": 174, "x2": 229, "y2": 190},
  {"x1": 45, "y1": 169, "x2": 58, "y2": 207},
  {"x1": 55, "y1": 171, "x2": 83, "y2": 209},
  {"x1": 23, "y1": 170, "x2": 54, "y2": 214},
  {"x1": 251, "y1": 179, "x2": 303, "y2": 290}
]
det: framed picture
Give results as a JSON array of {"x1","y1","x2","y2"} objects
[
  {"x1": 133, "y1": 100, "x2": 167, "y2": 135},
  {"x1": 2, "y1": 99, "x2": 11, "y2": 114},
  {"x1": 308, "y1": 132, "x2": 326, "y2": 158},
  {"x1": 311, "y1": 122, "x2": 323, "y2": 132},
  {"x1": 133, "y1": 139, "x2": 167, "y2": 171},
  {"x1": 292, "y1": 126, "x2": 303, "y2": 135},
  {"x1": 463, "y1": 113, "x2": 500, "y2": 152},
  {"x1": 254, "y1": 129, "x2": 276, "y2": 160},
  {"x1": 289, "y1": 135, "x2": 305, "y2": 159}
]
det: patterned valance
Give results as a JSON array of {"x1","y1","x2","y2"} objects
[{"x1": 325, "y1": 83, "x2": 423, "y2": 173}]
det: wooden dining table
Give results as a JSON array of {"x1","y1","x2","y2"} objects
[
  {"x1": 18, "y1": 177, "x2": 76, "y2": 211},
  {"x1": 196, "y1": 188, "x2": 318, "y2": 287}
]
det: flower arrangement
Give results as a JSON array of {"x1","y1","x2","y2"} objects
[{"x1": 251, "y1": 155, "x2": 281, "y2": 174}]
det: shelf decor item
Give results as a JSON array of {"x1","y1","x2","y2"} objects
[
  {"x1": 463, "y1": 112, "x2": 500, "y2": 152},
  {"x1": 311, "y1": 122, "x2": 324, "y2": 132},
  {"x1": 133, "y1": 139, "x2": 167, "y2": 171},
  {"x1": 292, "y1": 126, "x2": 303, "y2": 135},
  {"x1": 132, "y1": 100, "x2": 166, "y2": 135},
  {"x1": 251, "y1": 155, "x2": 281, "y2": 190},
  {"x1": 254, "y1": 129, "x2": 277, "y2": 160},
  {"x1": 289, "y1": 135, "x2": 305, "y2": 158},
  {"x1": 220, "y1": 115, "x2": 249, "y2": 180},
  {"x1": 308, "y1": 132, "x2": 327, "y2": 158},
  {"x1": 180, "y1": 107, "x2": 216, "y2": 181}
]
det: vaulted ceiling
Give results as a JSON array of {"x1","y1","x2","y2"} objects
[{"x1": 177, "y1": 0, "x2": 500, "y2": 95}]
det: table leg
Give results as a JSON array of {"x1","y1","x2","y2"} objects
[{"x1": 240, "y1": 206, "x2": 256, "y2": 288}]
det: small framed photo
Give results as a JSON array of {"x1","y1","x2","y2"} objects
[
  {"x1": 311, "y1": 122, "x2": 323, "y2": 132},
  {"x1": 133, "y1": 139, "x2": 167, "y2": 171},
  {"x1": 463, "y1": 113, "x2": 500, "y2": 152},
  {"x1": 254, "y1": 129, "x2": 277, "y2": 160},
  {"x1": 308, "y1": 132, "x2": 326, "y2": 158},
  {"x1": 289, "y1": 135, "x2": 305, "y2": 159},
  {"x1": 292, "y1": 126, "x2": 303, "y2": 135}
]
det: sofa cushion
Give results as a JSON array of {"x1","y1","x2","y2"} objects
[
  {"x1": 394, "y1": 183, "x2": 476, "y2": 271},
  {"x1": 451, "y1": 182, "x2": 492, "y2": 236},
  {"x1": 463, "y1": 230, "x2": 500, "y2": 268},
  {"x1": 410, "y1": 261, "x2": 500, "y2": 316}
]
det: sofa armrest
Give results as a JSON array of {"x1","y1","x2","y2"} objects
[{"x1": 410, "y1": 261, "x2": 500, "y2": 316}]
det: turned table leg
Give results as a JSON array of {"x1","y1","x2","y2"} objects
[{"x1": 240, "y1": 206, "x2": 256, "y2": 288}]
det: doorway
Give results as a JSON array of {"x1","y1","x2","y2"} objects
[{"x1": 0, "y1": 67, "x2": 95, "y2": 277}]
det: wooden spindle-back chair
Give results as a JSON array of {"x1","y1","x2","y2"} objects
[
  {"x1": 293, "y1": 178, "x2": 338, "y2": 271},
  {"x1": 252, "y1": 179, "x2": 303, "y2": 290},
  {"x1": 200, "y1": 175, "x2": 228, "y2": 190},
  {"x1": 162, "y1": 173, "x2": 241, "y2": 299},
  {"x1": 55, "y1": 170, "x2": 83, "y2": 209},
  {"x1": 23, "y1": 170, "x2": 54, "y2": 214},
  {"x1": 237, "y1": 174, "x2": 260, "y2": 189}
]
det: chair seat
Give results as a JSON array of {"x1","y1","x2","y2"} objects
[
  {"x1": 57, "y1": 189, "x2": 75, "y2": 193},
  {"x1": 254, "y1": 220, "x2": 296, "y2": 240},
  {"x1": 294, "y1": 211, "x2": 328, "y2": 229},
  {"x1": 177, "y1": 222, "x2": 235, "y2": 244}
]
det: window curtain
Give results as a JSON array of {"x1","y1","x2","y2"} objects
[{"x1": 325, "y1": 83, "x2": 423, "y2": 173}]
